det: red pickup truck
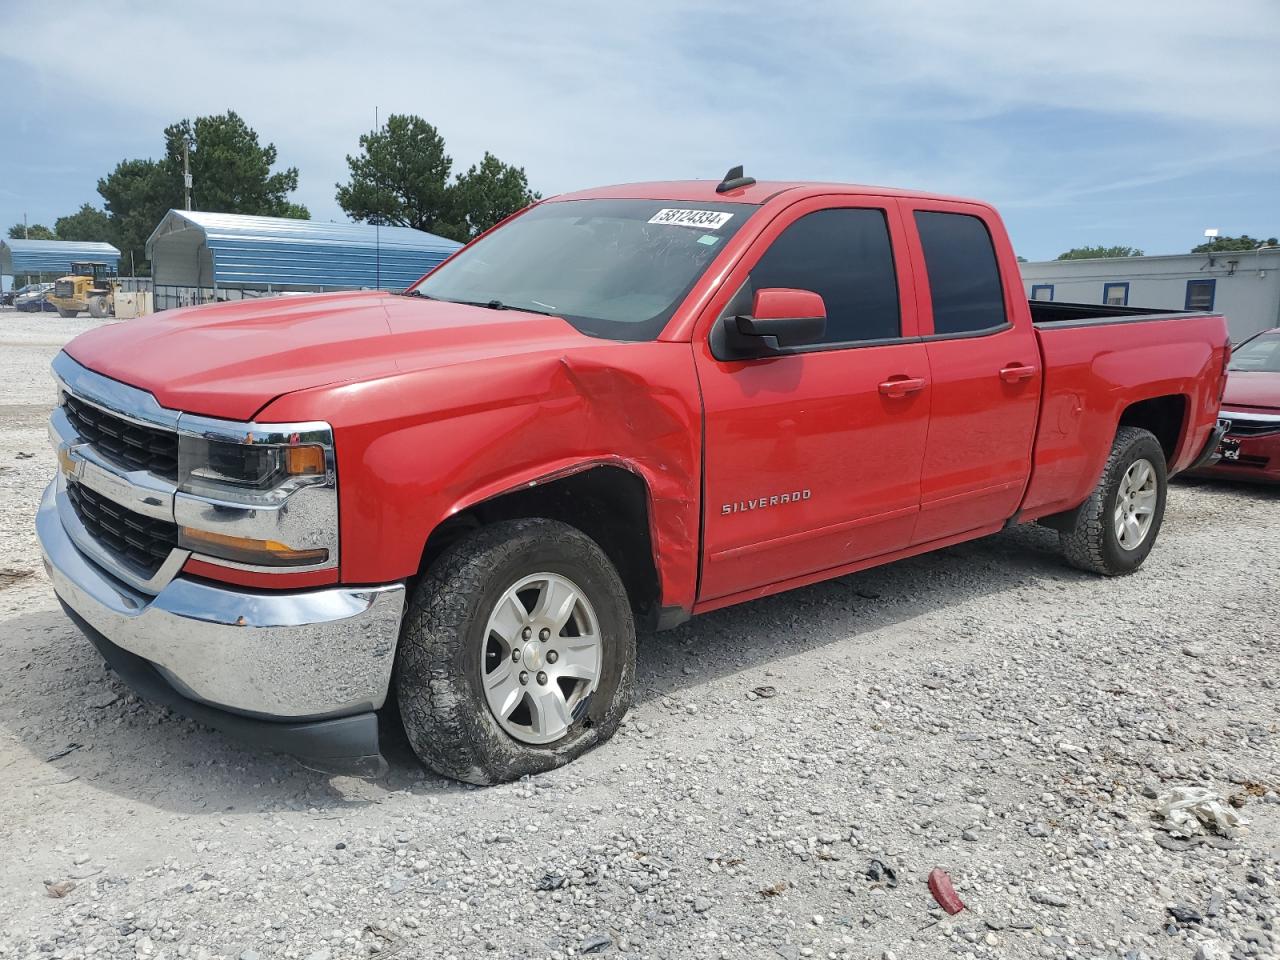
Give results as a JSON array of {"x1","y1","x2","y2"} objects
[{"x1": 38, "y1": 171, "x2": 1230, "y2": 783}]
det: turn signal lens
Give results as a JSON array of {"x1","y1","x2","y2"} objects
[
  {"x1": 179, "y1": 527, "x2": 329, "y2": 567},
  {"x1": 285, "y1": 445, "x2": 326, "y2": 476}
]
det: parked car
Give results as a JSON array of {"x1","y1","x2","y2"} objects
[
  {"x1": 1188, "y1": 326, "x2": 1280, "y2": 484},
  {"x1": 14, "y1": 282, "x2": 56, "y2": 312},
  {"x1": 37, "y1": 172, "x2": 1230, "y2": 783}
]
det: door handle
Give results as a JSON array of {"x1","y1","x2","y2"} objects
[
  {"x1": 878, "y1": 376, "x2": 927, "y2": 399},
  {"x1": 999, "y1": 364, "x2": 1036, "y2": 384}
]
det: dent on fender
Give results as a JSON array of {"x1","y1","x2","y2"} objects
[{"x1": 338, "y1": 346, "x2": 703, "y2": 612}]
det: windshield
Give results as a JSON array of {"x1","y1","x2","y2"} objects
[
  {"x1": 410, "y1": 198, "x2": 753, "y2": 341},
  {"x1": 1229, "y1": 332, "x2": 1280, "y2": 373}
]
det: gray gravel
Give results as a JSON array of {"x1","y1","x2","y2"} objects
[{"x1": 1, "y1": 309, "x2": 1277, "y2": 959}]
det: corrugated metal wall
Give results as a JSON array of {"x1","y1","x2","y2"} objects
[
  {"x1": 147, "y1": 211, "x2": 461, "y2": 291},
  {"x1": 0, "y1": 239, "x2": 121, "y2": 277}
]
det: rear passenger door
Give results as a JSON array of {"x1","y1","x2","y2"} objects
[
  {"x1": 694, "y1": 197, "x2": 931, "y2": 602},
  {"x1": 905, "y1": 202, "x2": 1041, "y2": 544}
]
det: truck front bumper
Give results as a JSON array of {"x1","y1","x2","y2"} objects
[{"x1": 37, "y1": 481, "x2": 405, "y2": 776}]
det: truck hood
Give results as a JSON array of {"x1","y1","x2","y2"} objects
[
  {"x1": 1222, "y1": 371, "x2": 1280, "y2": 413},
  {"x1": 62, "y1": 291, "x2": 593, "y2": 421}
]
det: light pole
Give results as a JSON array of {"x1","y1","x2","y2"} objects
[{"x1": 183, "y1": 135, "x2": 194, "y2": 211}]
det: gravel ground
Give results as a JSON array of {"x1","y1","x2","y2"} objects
[{"x1": 0, "y1": 308, "x2": 1277, "y2": 960}]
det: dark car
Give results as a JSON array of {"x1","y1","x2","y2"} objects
[
  {"x1": 1191, "y1": 327, "x2": 1280, "y2": 484},
  {"x1": 14, "y1": 282, "x2": 58, "y2": 313}
]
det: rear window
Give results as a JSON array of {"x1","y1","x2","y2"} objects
[{"x1": 914, "y1": 211, "x2": 1007, "y2": 336}]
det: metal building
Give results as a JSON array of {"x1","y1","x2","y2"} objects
[
  {"x1": 146, "y1": 210, "x2": 462, "y2": 311},
  {"x1": 0, "y1": 239, "x2": 121, "y2": 283},
  {"x1": 1020, "y1": 247, "x2": 1280, "y2": 342}
]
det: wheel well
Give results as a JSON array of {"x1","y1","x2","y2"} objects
[
  {"x1": 1118, "y1": 395, "x2": 1187, "y2": 463},
  {"x1": 420, "y1": 466, "x2": 661, "y2": 624}
]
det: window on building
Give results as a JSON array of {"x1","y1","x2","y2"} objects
[
  {"x1": 1030, "y1": 284, "x2": 1054, "y2": 301},
  {"x1": 1185, "y1": 279, "x2": 1216, "y2": 311},
  {"x1": 749, "y1": 207, "x2": 900, "y2": 345},
  {"x1": 1103, "y1": 282, "x2": 1129, "y2": 306},
  {"x1": 914, "y1": 211, "x2": 1007, "y2": 335}
]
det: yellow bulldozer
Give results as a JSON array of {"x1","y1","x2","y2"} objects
[{"x1": 47, "y1": 261, "x2": 119, "y2": 319}]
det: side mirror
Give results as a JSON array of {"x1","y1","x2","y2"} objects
[{"x1": 725, "y1": 288, "x2": 827, "y2": 355}]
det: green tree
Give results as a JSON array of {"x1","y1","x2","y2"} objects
[
  {"x1": 1192, "y1": 234, "x2": 1278, "y2": 253},
  {"x1": 55, "y1": 204, "x2": 114, "y2": 243},
  {"x1": 336, "y1": 114, "x2": 454, "y2": 233},
  {"x1": 447, "y1": 152, "x2": 539, "y2": 241},
  {"x1": 164, "y1": 111, "x2": 308, "y2": 218},
  {"x1": 98, "y1": 158, "x2": 172, "y2": 274},
  {"x1": 335, "y1": 115, "x2": 539, "y2": 241},
  {"x1": 7, "y1": 223, "x2": 55, "y2": 240},
  {"x1": 1057, "y1": 246, "x2": 1144, "y2": 260},
  {"x1": 97, "y1": 111, "x2": 309, "y2": 273}
]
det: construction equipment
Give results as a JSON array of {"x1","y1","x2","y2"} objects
[{"x1": 48, "y1": 261, "x2": 119, "y2": 319}]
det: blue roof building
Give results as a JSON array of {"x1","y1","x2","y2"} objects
[
  {"x1": 0, "y1": 239, "x2": 121, "y2": 279},
  {"x1": 145, "y1": 210, "x2": 461, "y2": 310}
]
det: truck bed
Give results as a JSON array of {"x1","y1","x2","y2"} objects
[
  {"x1": 1029, "y1": 299, "x2": 1183, "y2": 326},
  {"x1": 1021, "y1": 307, "x2": 1228, "y2": 521}
]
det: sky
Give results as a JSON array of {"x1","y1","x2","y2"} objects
[{"x1": 1, "y1": 0, "x2": 1277, "y2": 262}]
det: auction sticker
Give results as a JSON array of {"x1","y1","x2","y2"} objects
[{"x1": 648, "y1": 208, "x2": 734, "y2": 230}]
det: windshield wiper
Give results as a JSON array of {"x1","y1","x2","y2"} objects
[
  {"x1": 401, "y1": 291, "x2": 558, "y2": 317},
  {"x1": 457, "y1": 298, "x2": 558, "y2": 317}
]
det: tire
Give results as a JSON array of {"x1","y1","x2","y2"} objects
[
  {"x1": 56, "y1": 307, "x2": 79, "y2": 319},
  {"x1": 88, "y1": 297, "x2": 110, "y2": 319},
  {"x1": 1059, "y1": 426, "x2": 1168, "y2": 576},
  {"x1": 396, "y1": 518, "x2": 636, "y2": 784}
]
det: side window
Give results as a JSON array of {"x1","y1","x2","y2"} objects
[
  {"x1": 749, "y1": 208, "x2": 900, "y2": 345},
  {"x1": 914, "y1": 211, "x2": 1007, "y2": 335}
]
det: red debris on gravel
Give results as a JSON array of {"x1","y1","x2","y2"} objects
[{"x1": 928, "y1": 868, "x2": 966, "y2": 915}]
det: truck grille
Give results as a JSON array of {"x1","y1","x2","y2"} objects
[
  {"x1": 62, "y1": 394, "x2": 179, "y2": 481},
  {"x1": 66, "y1": 480, "x2": 178, "y2": 578},
  {"x1": 1224, "y1": 415, "x2": 1280, "y2": 438},
  {"x1": 55, "y1": 280, "x2": 74, "y2": 298}
]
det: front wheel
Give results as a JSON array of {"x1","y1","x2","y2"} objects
[
  {"x1": 396, "y1": 518, "x2": 635, "y2": 784},
  {"x1": 88, "y1": 296, "x2": 110, "y2": 319},
  {"x1": 1059, "y1": 426, "x2": 1168, "y2": 576}
]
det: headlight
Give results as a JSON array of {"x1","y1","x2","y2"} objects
[
  {"x1": 177, "y1": 423, "x2": 333, "y2": 503},
  {"x1": 180, "y1": 436, "x2": 326, "y2": 492},
  {"x1": 173, "y1": 418, "x2": 338, "y2": 570}
]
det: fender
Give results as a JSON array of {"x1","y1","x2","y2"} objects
[
  {"x1": 435, "y1": 453, "x2": 687, "y2": 611},
  {"x1": 259, "y1": 340, "x2": 705, "y2": 609}
]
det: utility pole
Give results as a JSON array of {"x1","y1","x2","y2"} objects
[
  {"x1": 183, "y1": 137, "x2": 193, "y2": 211},
  {"x1": 23, "y1": 212, "x2": 28, "y2": 239}
]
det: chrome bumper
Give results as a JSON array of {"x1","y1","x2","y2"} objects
[{"x1": 37, "y1": 480, "x2": 405, "y2": 720}]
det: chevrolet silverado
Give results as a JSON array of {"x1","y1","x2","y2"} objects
[{"x1": 38, "y1": 169, "x2": 1231, "y2": 783}]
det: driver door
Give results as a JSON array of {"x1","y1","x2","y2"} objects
[{"x1": 693, "y1": 197, "x2": 931, "y2": 603}]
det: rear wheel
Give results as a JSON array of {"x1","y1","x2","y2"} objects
[
  {"x1": 56, "y1": 307, "x2": 78, "y2": 319},
  {"x1": 1059, "y1": 426, "x2": 1168, "y2": 575},
  {"x1": 396, "y1": 519, "x2": 635, "y2": 784}
]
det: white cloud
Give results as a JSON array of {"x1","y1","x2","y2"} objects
[{"x1": 2, "y1": 0, "x2": 1277, "y2": 248}]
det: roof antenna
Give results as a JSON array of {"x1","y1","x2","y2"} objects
[
  {"x1": 374, "y1": 105, "x2": 381, "y2": 291},
  {"x1": 716, "y1": 165, "x2": 756, "y2": 194}
]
